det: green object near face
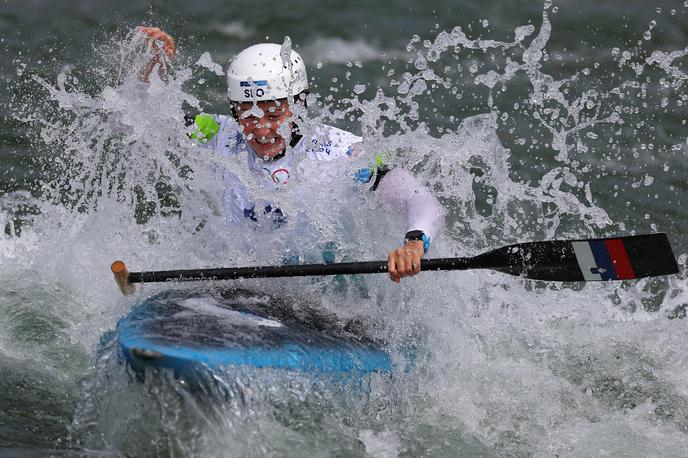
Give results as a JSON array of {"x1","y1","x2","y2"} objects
[{"x1": 191, "y1": 114, "x2": 220, "y2": 143}]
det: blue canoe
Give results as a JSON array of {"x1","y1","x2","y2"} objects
[{"x1": 116, "y1": 289, "x2": 392, "y2": 382}]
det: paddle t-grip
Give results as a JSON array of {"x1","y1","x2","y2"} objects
[{"x1": 112, "y1": 260, "x2": 137, "y2": 296}]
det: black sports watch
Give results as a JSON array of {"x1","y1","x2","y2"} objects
[{"x1": 404, "y1": 230, "x2": 430, "y2": 253}]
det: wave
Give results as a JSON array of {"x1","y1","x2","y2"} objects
[
  {"x1": 299, "y1": 37, "x2": 406, "y2": 64},
  {"x1": 210, "y1": 21, "x2": 254, "y2": 40}
]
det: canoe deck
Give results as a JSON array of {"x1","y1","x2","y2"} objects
[{"x1": 116, "y1": 289, "x2": 392, "y2": 380}]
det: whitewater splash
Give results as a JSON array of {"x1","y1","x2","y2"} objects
[{"x1": 3, "y1": 3, "x2": 688, "y2": 456}]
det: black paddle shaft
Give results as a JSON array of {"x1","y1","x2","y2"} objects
[
  {"x1": 128, "y1": 257, "x2": 474, "y2": 283},
  {"x1": 125, "y1": 233, "x2": 679, "y2": 284}
]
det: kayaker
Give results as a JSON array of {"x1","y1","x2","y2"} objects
[{"x1": 136, "y1": 26, "x2": 445, "y2": 283}]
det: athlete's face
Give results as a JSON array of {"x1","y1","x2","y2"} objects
[{"x1": 236, "y1": 99, "x2": 292, "y2": 160}]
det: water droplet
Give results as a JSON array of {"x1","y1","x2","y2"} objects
[
  {"x1": 552, "y1": 6, "x2": 558, "y2": 13},
  {"x1": 514, "y1": 25, "x2": 536, "y2": 42},
  {"x1": 544, "y1": 0, "x2": 552, "y2": 9},
  {"x1": 656, "y1": 7, "x2": 662, "y2": 13},
  {"x1": 643, "y1": 31, "x2": 652, "y2": 41},
  {"x1": 353, "y1": 84, "x2": 366, "y2": 94},
  {"x1": 649, "y1": 20, "x2": 657, "y2": 28},
  {"x1": 414, "y1": 55, "x2": 428, "y2": 71}
]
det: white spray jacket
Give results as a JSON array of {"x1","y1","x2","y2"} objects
[{"x1": 190, "y1": 112, "x2": 445, "y2": 250}]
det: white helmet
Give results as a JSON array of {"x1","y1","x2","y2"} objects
[{"x1": 227, "y1": 43, "x2": 308, "y2": 103}]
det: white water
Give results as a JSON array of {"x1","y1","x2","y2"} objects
[{"x1": 3, "y1": 4, "x2": 688, "y2": 456}]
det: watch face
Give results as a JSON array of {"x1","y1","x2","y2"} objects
[{"x1": 405, "y1": 230, "x2": 425, "y2": 241}]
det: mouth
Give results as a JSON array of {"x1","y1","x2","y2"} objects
[
  {"x1": 249, "y1": 135, "x2": 285, "y2": 158},
  {"x1": 255, "y1": 137, "x2": 278, "y2": 145}
]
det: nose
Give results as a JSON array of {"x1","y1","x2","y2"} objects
[
  {"x1": 252, "y1": 116, "x2": 276, "y2": 136},
  {"x1": 254, "y1": 120, "x2": 272, "y2": 134}
]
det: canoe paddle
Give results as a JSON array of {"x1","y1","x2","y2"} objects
[{"x1": 111, "y1": 233, "x2": 679, "y2": 295}]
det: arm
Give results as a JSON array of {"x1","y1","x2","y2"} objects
[
  {"x1": 134, "y1": 28, "x2": 250, "y2": 217},
  {"x1": 376, "y1": 167, "x2": 446, "y2": 283},
  {"x1": 131, "y1": 27, "x2": 223, "y2": 147}
]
